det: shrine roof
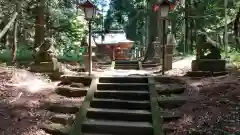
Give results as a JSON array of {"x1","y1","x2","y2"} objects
[{"x1": 93, "y1": 32, "x2": 133, "y2": 45}]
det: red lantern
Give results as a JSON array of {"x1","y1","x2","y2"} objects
[
  {"x1": 152, "y1": 4, "x2": 160, "y2": 12},
  {"x1": 78, "y1": 0, "x2": 97, "y2": 20},
  {"x1": 152, "y1": 0, "x2": 176, "y2": 16},
  {"x1": 170, "y1": 4, "x2": 175, "y2": 10}
]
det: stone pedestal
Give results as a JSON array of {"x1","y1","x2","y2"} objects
[
  {"x1": 83, "y1": 52, "x2": 97, "y2": 72},
  {"x1": 153, "y1": 36, "x2": 175, "y2": 71},
  {"x1": 187, "y1": 59, "x2": 228, "y2": 77},
  {"x1": 191, "y1": 59, "x2": 226, "y2": 72},
  {"x1": 159, "y1": 45, "x2": 175, "y2": 70},
  {"x1": 30, "y1": 58, "x2": 63, "y2": 80}
]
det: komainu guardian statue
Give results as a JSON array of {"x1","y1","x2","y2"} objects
[
  {"x1": 189, "y1": 31, "x2": 226, "y2": 75},
  {"x1": 196, "y1": 32, "x2": 221, "y2": 60}
]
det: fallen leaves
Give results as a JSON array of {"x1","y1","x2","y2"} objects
[{"x1": 165, "y1": 71, "x2": 240, "y2": 135}]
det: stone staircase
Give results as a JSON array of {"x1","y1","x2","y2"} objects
[
  {"x1": 142, "y1": 61, "x2": 160, "y2": 68},
  {"x1": 114, "y1": 60, "x2": 140, "y2": 70},
  {"x1": 81, "y1": 77, "x2": 152, "y2": 135},
  {"x1": 40, "y1": 76, "x2": 92, "y2": 135},
  {"x1": 40, "y1": 75, "x2": 188, "y2": 135}
]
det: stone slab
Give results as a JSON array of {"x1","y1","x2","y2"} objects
[{"x1": 82, "y1": 119, "x2": 153, "y2": 135}]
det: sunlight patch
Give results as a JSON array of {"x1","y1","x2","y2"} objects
[{"x1": 5, "y1": 68, "x2": 57, "y2": 93}]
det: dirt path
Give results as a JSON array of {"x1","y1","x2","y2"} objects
[
  {"x1": 0, "y1": 67, "x2": 57, "y2": 135},
  {"x1": 165, "y1": 56, "x2": 195, "y2": 76}
]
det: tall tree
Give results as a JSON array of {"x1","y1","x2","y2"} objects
[{"x1": 34, "y1": 0, "x2": 45, "y2": 49}]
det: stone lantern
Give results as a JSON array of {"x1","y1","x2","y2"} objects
[
  {"x1": 82, "y1": 36, "x2": 97, "y2": 72},
  {"x1": 152, "y1": 0, "x2": 176, "y2": 73},
  {"x1": 78, "y1": 0, "x2": 97, "y2": 74},
  {"x1": 165, "y1": 27, "x2": 177, "y2": 70}
]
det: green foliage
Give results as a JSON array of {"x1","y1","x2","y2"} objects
[
  {"x1": 104, "y1": 0, "x2": 147, "y2": 42},
  {"x1": 0, "y1": 46, "x2": 34, "y2": 62},
  {"x1": 57, "y1": 46, "x2": 85, "y2": 63},
  {"x1": 0, "y1": 0, "x2": 89, "y2": 63},
  {"x1": 0, "y1": 45, "x2": 86, "y2": 63},
  {"x1": 227, "y1": 48, "x2": 240, "y2": 68}
]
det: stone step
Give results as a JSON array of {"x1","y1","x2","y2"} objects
[
  {"x1": 142, "y1": 63, "x2": 160, "y2": 68},
  {"x1": 160, "y1": 111, "x2": 183, "y2": 122},
  {"x1": 94, "y1": 90, "x2": 150, "y2": 101},
  {"x1": 162, "y1": 123, "x2": 176, "y2": 134},
  {"x1": 142, "y1": 61, "x2": 159, "y2": 64},
  {"x1": 49, "y1": 113, "x2": 75, "y2": 125},
  {"x1": 87, "y1": 108, "x2": 152, "y2": 122},
  {"x1": 99, "y1": 77, "x2": 148, "y2": 83},
  {"x1": 71, "y1": 67, "x2": 85, "y2": 72},
  {"x1": 114, "y1": 64, "x2": 139, "y2": 66},
  {"x1": 60, "y1": 75, "x2": 92, "y2": 86},
  {"x1": 97, "y1": 83, "x2": 149, "y2": 91},
  {"x1": 158, "y1": 95, "x2": 187, "y2": 109},
  {"x1": 40, "y1": 121, "x2": 71, "y2": 135},
  {"x1": 45, "y1": 99, "x2": 81, "y2": 114},
  {"x1": 114, "y1": 66, "x2": 139, "y2": 70},
  {"x1": 186, "y1": 71, "x2": 228, "y2": 77},
  {"x1": 156, "y1": 84, "x2": 185, "y2": 95},
  {"x1": 44, "y1": 94, "x2": 84, "y2": 104},
  {"x1": 70, "y1": 82, "x2": 85, "y2": 88},
  {"x1": 82, "y1": 119, "x2": 153, "y2": 135},
  {"x1": 115, "y1": 60, "x2": 139, "y2": 64},
  {"x1": 86, "y1": 108, "x2": 182, "y2": 123},
  {"x1": 55, "y1": 86, "x2": 88, "y2": 97},
  {"x1": 115, "y1": 64, "x2": 139, "y2": 66},
  {"x1": 90, "y1": 98, "x2": 150, "y2": 110},
  {"x1": 84, "y1": 133, "x2": 113, "y2": 135},
  {"x1": 98, "y1": 62, "x2": 111, "y2": 65},
  {"x1": 154, "y1": 77, "x2": 181, "y2": 84}
]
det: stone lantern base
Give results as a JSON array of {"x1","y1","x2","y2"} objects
[
  {"x1": 83, "y1": 53, "x2": 97, "y2": 72},
  {"x1": 160, "y1": 44, "x2": 175, "y2": 71}
]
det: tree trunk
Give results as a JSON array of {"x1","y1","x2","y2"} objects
[
  {"x1": 184, "y1": 0, "x2": 189, "y2": 54},
  {"x1": 12, "y1": 2, "x2": 20, "y2": 65},
  {"x1": 190, "y1": 19, "x2": 194, "y2": 53},
  {"x1": 234, "y1": 8, "x2": 240, "y2": 46},
  {"x1": 143, "y1": 0, "x2": 158, "y2": 61},
  {"x1": 34, "y1": 0, "x2": 45, "y2": 49},
  {"x1": 12, "y1": 20, "x2": 18, "y2": 65},
  {"x1": 0, "y1": 19, "x2": 8, "y2": 48},
  {"x1": 0, "y1": 12, "x2": 18, "y2": 40}
]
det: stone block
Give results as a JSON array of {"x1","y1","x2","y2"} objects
[
  {"x1": 30, "y1": 62, "x2": 55, "y2": 72},
  {"x1": 30, "y1": 61, "x2": 63, "y2": 80},
  {"x1": 191, "y1": 59, "x2": 226, "y2": 72}
]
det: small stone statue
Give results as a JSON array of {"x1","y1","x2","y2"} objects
[
  {"x1": 196, "y1": 32, "x2": 221, "y2": 59},
  {"x1": 30, "y1": 38, "x2": 63, "y2": 80},
  {"x1": 35, "y1": 38, "x2": 57, "y2": 63}
]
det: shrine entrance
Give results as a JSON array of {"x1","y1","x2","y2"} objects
[{"x1": 93, "y1": 30, "x2": 134, "y2": 61}]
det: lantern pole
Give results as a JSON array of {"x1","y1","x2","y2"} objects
[
  {"x1": 157, "y1": 0, "x2": 175, "y2": 75},
  {"x1": 162, "y1": 18, "x2": 166, "y2": 75},
  {"x1": 78, "y1": 0, "x2": 96, "y2": 76},
  {"x1": 88, "y1": 20, "x2": 92, "y2": 76}
]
